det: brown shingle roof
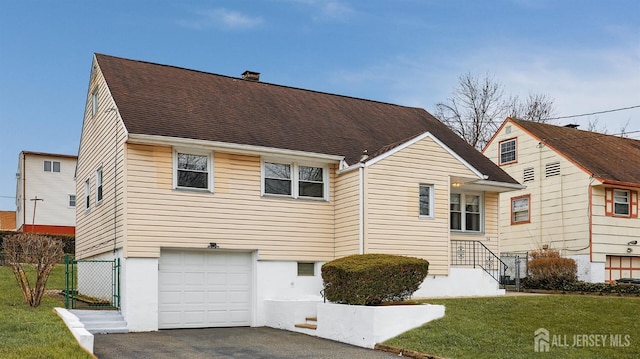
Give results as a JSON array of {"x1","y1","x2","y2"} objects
[
  {"x1": 510, "y1": 118, "x2": 640, "y2": 186},
  {"x1": 95, "y1": 53, "x2": 517, "y2": 184}
]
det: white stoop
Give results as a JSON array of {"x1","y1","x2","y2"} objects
[{"x1": 69, "y1": 309, "x2": 129, "y2": 334}]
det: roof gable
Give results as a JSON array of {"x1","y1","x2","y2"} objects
[
  {"x1": 509, "y1": 118, "x2": 640, "y2": 186},
  {"x1": 94, "y1": 53, "x2": 517, "y2": 184}
]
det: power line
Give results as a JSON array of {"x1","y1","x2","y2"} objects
[{"x1": 544, "y1": 105, "x2": 640, "y2": 121}]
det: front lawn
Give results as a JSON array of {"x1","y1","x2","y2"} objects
[
  {"x1": 386, "y1": 295, "x2": 640, "y2": 359},
  {"x1": 0, "y1": 264, "x2": 93, "y2": 359}
]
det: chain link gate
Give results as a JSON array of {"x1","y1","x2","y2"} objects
[{"x1": 65, "y1": 254, "x2": 120, "y2": 309}]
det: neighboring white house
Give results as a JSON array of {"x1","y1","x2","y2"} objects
[
  {"x1": 76, "y1": 54, "x2": 522, "y2": 332},
  {"x1": 484, "y1": 118, "x2": 640, "y2": 283},
  {"x1": 15, "y1": 151, "x2": 77, "y2": 235}
]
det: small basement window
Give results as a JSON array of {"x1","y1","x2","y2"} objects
[{"x1": 297, "y1": 262, "x2": 315, "y2": 276}]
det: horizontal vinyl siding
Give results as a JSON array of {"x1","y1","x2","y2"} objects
[
  {"x1": 591, "y1": 186, "x2": 640, "y2": 262},
  {"x1": 75, "y1": 62, "x2": 127, "y2": 259},
  {"x1": 334, "y1": 169, "x2": 360, "y2": 257},
  {"x1": 487, "y1": 125, "x2": 591, "y2": 255},
  {"x1": 125, "y1": 145, "x2": 336, "y2": 260},
  {"x1": 364, "y1": 136, "x2": 480, "y2": 275}
]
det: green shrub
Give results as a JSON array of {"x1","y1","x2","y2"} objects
[
  {"x1": 527, "y1": 250, "x2": 576, "y2": 287},
  {"x1": 321, "y1": 253, "x2": 429, "y2": 305},
  {"x1": 522, "y1": 278, "x2": 640, "y2": 295}
]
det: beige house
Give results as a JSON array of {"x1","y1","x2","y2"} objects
[
  {"x1": 484, "y1": 118, "x2": 640, "y2": 283},
  {"x1": 76, "y1": 54, "x2": 521, "y2": 331}
]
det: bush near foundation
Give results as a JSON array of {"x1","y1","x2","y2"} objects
[
  {"x1": 526, "y1": 250, "x2": 577, "y2": 287},
  {"x1": 522, "y1": 277, "x2": 640, "y2": 295},
  {"x1": 321, "y1": 254, "x2": 429, "y2": 305}
]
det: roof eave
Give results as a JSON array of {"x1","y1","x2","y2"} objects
[
  {"x1": 596, "y1": 178, "x2": 640, "y2": 189},
  {"x1": 127, "y1": 133, "x2": 344, "y2": 163}
]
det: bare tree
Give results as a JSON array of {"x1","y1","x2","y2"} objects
[
  {"x1": 435, "y1": 73, "x2": 507, "y2": 150},
  {"x1": 435, "y1": 73, "x2": 556, "y2": 150},
  {"x1": 2, "y1": 233, "x2": 64, "y2": 307},
  {"x1": 507, "y1": 93, "x2": 556, "y2": 122}
]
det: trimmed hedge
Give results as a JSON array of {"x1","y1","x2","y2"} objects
[
  {"x1": 522, "y1": 278, "x2": 640, "y2": 296},
  {"x1": 321, "y1": 253, "x2": 429, "y2": 305},
  {"x1": 0, "y1": 231, "x2": 75, "y2": 254}
]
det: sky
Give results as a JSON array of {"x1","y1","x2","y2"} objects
[{"x1": 1, "y1": 0, "x2": 639, "y2": 210}]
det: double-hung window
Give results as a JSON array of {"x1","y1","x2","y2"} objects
[
  {"x1": 96, "y1": 167, "x2": 103, "y2": 203},
  {"x1": 69, "y1": 194, "x2": 76, "y2": 208},
  {"x1": 84, "y1": 179, "x2": 90, "y2": 210},
  {"x1": 605, "y1": 188, "x2": 637, "y2": 218},
  {"x1": 419, "y1": 184, "x2": 434, "y2": 218},
  {"x1": 511, "y1": 195, "x2": 530, "y2": 224},
  {"x1": 450, "y1": 193, "x2": 482, "y2": 232},
  {"x1": 174, "y1": 151, "x2": 213, "y2": 191},
  {"x1": 614, "y1": 189, "x2": 630, "y2": 216},
  {"x1": 499, "y1": 138, "x2": 517, "y2": 165},
  {"x1": 263, "y1": 161, "x2": 326, "y2": 200}
]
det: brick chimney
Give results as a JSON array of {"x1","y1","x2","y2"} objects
[{"x1": 242, "y1": 71, "x2": 260, "y2": 81}]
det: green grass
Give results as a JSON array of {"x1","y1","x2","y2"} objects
[
  {"x1": 386, "y1": 295, "x2": 640, "y2": 359},
  {"x1": 0, "y1": 264, "x2": 93, "y2": 359}
]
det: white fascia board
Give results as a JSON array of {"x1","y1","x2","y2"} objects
[
  {"x1": 364, "y1": 132, "x2": 486, "y2": 180},
  {"x1": 471, "y1": 179, "x2": 526, "y2": 192},
  {"x1": 127, "y1": 133, "x2": 344, "y2": 163},
  {"x1": 336, "y1": 162, "x2": 364, "y2": 175}
]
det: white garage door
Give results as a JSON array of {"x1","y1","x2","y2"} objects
[{"x1": 158, "y1": 250, "x2": 252, "y2": 329}]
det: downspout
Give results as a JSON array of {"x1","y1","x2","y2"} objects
[
  {"x1": 22, "y1": 152, "x2": 26, "y2": 230},
  {"x1": 588, "y1": 177, "x2": 594, "y2": 263},
  {"x1": 358, "y1": 166, "x2": 364, "y2": 255},
  {"x1": 113, "y1": 116, "x2": 118, "y2": 254}
]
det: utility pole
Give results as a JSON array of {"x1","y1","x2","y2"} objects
[{"x1": 30, "y1": 196, "x2": 44, "y2": 233}]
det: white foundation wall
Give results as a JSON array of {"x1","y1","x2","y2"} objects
[
  {"x1": 121, "y1": 257, "x2": 159, "y2": 331},
  {"x1": 413, "y1": 267, "x2": 505, "y2": 297},
  {"x1": 565, "y1": 254, "x2": 605, "y2": 283},
  {"x1": 82, "y1": 251, "x2": 159, "y2": 332},
  {"x1": 255, "y1": 261, "x2": 325, "y2": 326}
]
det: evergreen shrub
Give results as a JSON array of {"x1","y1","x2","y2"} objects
[{"x1": 321, "y1": 253, "x2": 429, "y2": 305}]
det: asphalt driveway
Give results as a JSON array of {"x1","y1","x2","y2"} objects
[{"x1": 94, "y1": 327, "x2": 397, "y2": 359}]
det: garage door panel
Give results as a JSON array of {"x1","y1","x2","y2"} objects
[
  {"x1": 159, "y1": 250, "x2": 252, "y2": 329},
  {"x1": 605, "y1": 255, "x2": 640, "y2": 282}
]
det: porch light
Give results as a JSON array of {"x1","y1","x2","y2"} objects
[{"x1": 452, "y1": 182, "x2": 462, "y2": 188}]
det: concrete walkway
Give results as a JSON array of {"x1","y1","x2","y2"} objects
[{"x1": 95, "y1": 327, "x2": 397, "y2": 359}]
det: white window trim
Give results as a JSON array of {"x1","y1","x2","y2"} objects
[
  {"x1": 96, "y1": 166, "x2": 103, "y2": 204},
  {"x1": 450, "y1": 192, "x2": 484, "y2": 233},
  {"x1": 261, "y1": 159, "x2": 329, "y2": 201},
  {"x1": 419, "y1": 184, "x2": 435, "y2": 219},
  {"x1": 68, "y1": 194, "x2": 76, "y2": 208},
  {"x1": 172, "y1": 148, "x2": 214, "y2": 192}
]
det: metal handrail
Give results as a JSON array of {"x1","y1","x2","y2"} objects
[{"x1": 451, "y1": 240, "x2": 508, "y2": 286}]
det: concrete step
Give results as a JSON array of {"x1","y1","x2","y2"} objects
[
  {"x1": 295, "y1": 323, "x2": 317, "y2": 330},
  {"x1": 69, "y1": 309, "x2": 128, "y2": 334},
  {"x1": 294, "y1": 316, "x2": 318, "y2": 330}
]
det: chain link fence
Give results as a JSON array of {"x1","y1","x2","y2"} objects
[
  {"x1": 501, "y1": 252, "x2": 529, "y2": 291},
  {"x1": 65, "y1": 255, "x2": 120, "y2": 309}
]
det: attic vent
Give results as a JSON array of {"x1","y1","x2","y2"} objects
[
  {"x1": 523, "y1": 167, "x2": 534, "y2": 182},
  {"x1": 545, "y1": 161, "x2": 561, "y2": 177},
  {"x1": 242, "y1": 70, "x2": 260, "y2": 81}
]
